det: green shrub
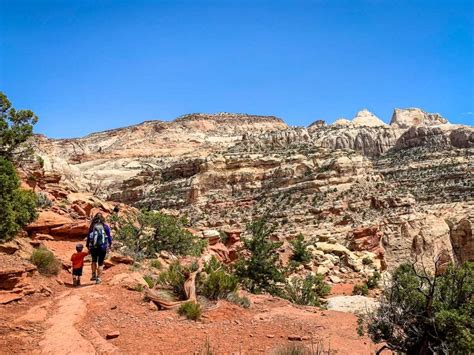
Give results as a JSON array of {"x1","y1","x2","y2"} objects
[
  {"x1": 0, "y1": 158, "x2": 38, "y2": 242},
  {"x1": 157, "y1": 261, "x2": 190, "y2": 300},
  {"x1": 226, "y1": 292, "x2": 251, "y2": 308},
  {"x1": 36, "y1": 155, "x2": 45, "y2": 168},
  {"x1": 284, "y1": 274, "x2": 331, "y2": 306},
  {"x1": 290, "y1": 233, "x2": 311, "y2": 264},
  {"x1": 132, "y1": 284, "x2": 145, "y2": 292},
  {"x1": 366, "y1": 271, "x2": 381, "y2": 289},
  {"x1": 362, "y1": 257, "x2": 373, "y2": 266},
  {"x1": 178, "y1": 301, "x2": 202, "y2": 321},
  {"x1": 150, "y1": 259, "x2": 162, "y2": 269},
  {"x1": 36, "y1": 192, "x2": 52, "y2": 209},
  {"x1": 234, "y1": 218, "x2": 285, "y2": 294},
  {"x1": 143, "y1": 275, "x2": 156, "y2": 288},
  {"x1": 352, "y1": 283, "x2": 369, "y2": 296},
  {"x1": 200, "y1": 270, "x2": 238, "y2": 300},
  {"x1": 112, "y1": 211, "x2": 206, "y2": 259},
  {"x1": 198, "y1": 257, "x2": 238, "y2": 300},
  {"x1": 31, "y1": 248, "x2": 61, "y2": 275},
  {"x1": 359, "y1": 262, "x2": 474, "y2": 354}
]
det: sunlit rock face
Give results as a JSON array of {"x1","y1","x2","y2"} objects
[{"x1": 33, "y1": 109, "x2": 474, "y2": 270}]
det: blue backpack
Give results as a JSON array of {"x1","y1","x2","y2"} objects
[{"x1": 89, "y1": 223, "x2": 107, "y2": 250}]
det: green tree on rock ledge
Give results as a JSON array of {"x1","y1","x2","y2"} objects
[{"x1": 0, "y1": 92, "x2": 38, "y2": 241}]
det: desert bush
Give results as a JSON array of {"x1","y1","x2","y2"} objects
[
  {"x1": 201, "y1": 270, "x2": 239, "y2": 300},
  {"x1": 178, "y1": 301, "x2": 202, "y2": 321},
  {"x1": 226, "y1": 292, "x2": 251, "y2": 308},
  {"x1": 290, "y1": 233, "x2": 311, "y2": 264},
  {"x1": 234, "y1": 218, "x2": 285, "y2": 294},
  {"x1": 157, "y1": 261, "x2": 190, "y2": 300},
  {"x1": 150, "y1": 259, "x2": 162, "y2": 269},
  {"x1": 352, "y1": 283, "x2": 369, "y2": 296},
  {"x1": 198, "y1": 256, "x2": 239, "y2": 300},
  {"x1": 362, "y1": 257, "x2": 373, "y2": 266},
  {"x1": 31, "y1": 247, "x2": 61, "y2": 275},
  {"x1": 132, "y1": 284, "x2": 145, "y2": 292},
  {"x1": 366, "y1": 271, "x2": 381, "y2": 289},
  {"x1": 0, "y1": 158, "x2": 38, "y2": 242},
  {"x1": 36, "y1": 192, "x2": 52, "y2": 209},
  {"x1": 284, "y1": 274, "x2": 331, "y2": 306},
  {"x1": 274, "y1": 340, "x2": 333, "y2": 354},
  {"x1": 143, "y1": 275, "x2": 156, "y2": 288},
  {"x1": 358, "y1": 262, "x2": 474, "y2": 354},
  {"x1": 112, "y1": 211, "x2": 206, "y2": 259}
]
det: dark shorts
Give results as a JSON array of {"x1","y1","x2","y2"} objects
[
  {"x1": 90, "y1": 248, "x2": 107, "y2": 266},
  {"x1": 73, "y1": 267, "x2": 83, "y2": 276}
]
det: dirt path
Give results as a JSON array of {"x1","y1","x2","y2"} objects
[{"x1": 2, "y1": 240, "x2": 384, "y2": 354}]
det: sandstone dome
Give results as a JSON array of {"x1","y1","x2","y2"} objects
[
  {"x1": 351, "y1": 109, "x2": 387, "y2": 127},
  {"x1": 390, "y1": 108, "x2": 449, "y2": 128}
]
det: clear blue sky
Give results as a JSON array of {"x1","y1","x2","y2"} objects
[{"x1": 1, "y1": 0, "x2": 473, "y2": 138}]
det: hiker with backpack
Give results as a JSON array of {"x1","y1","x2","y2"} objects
[{"x1": 87, "y1": 213, "x2": 113, "y2": 284}]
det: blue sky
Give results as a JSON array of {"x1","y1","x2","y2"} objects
[{"x1": 0, "y1": 0, "x2": 473, "y2": 138}]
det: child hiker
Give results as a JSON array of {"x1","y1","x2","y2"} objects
[{"x1": 71, "y1": 243, "x2": 88, "y2": 286}]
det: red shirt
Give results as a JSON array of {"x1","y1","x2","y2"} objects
[{"x1": 71, "y1": 251, "x2": 88, "y2": 269}]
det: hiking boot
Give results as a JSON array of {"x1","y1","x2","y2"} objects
[
  {"x1": 95, "y1": 277, "x2": 101, "y2": 284},
  {"x1": 73, "y1": 278, "x2": 77, "y2": 286},
  {"x1": 77, "y1": 279, "x2": 81, "y2": 286},
  {"x1": 90, "y1": 274, "x2": 97, "y2": 281}
]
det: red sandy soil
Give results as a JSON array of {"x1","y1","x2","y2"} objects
[{"x1": 0, "y1": 240, "x2": 387, "y2": 354}]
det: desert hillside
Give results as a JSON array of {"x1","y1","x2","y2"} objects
[
  {"x1": 33, "y1": 108, "x2": 474, "y2": 271},
  {"x1": 1, "y1": 107, "x2": 473, "y2": 354}
]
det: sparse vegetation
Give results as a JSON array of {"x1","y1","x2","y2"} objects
[
  {"x1": 362, "y1": 257, "x2": 373, "y2": 266},
  {"x1": 178, "y1": 301, "x2": 202, "y2": 321},
  {"x1": 36, "y1": 192, "x2": 53, "y2": 209},
  {"x1": 157, "y1": 261, "x2": 190, "y2": 300},
  {"x1": 274, "y1": 340, "x2": 333, "y2": 354},
  {"x1": 290, "y1": 233, "x2": 311, "y2": 264},
  {"x1": 199, "y1": 257, "x2": 239, "y2": 300},
  {"x1": 226, "y1": 292, "x2": 251, "y2": 308},
  {"x1": 143, "y1": 275, "x2": 156, "y2": 288},
  {"x1": 132, "y1": 284, "x2": 145, "y2": 292},
  {"x1": 366, "y1": 271, "x2": 381, "y2": 289},
  {"x1": 31, "y1": 247, "x2": 61, "y2": 275},
  {"x1": 284, "y1": 274, "x2": 331, "y2": 306},
  {"x1": 150, "y1": 259, "x2": 163, "y2": 269},
  {"x1": 112, "y1": 211, "x2": 206, "y2": 259},
  {"x1": 234, "y1": 218, "x2": 285, "y2": 295},
  {"x1": 352, "y1": 283, "x2": 369, "y2": 296},
  {"x1": 358, "y1": 262, "x2": 474, "y2": 354}
]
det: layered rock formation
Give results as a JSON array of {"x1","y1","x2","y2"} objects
[{"x1": 31, "y1": 108, "x2": 474, "y2": 272}]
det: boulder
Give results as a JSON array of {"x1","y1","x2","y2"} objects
[
  {"x1": 49, "y1": 221, "x2": 89, "y2": 238},
  {"x1": 26, "y1": 211, "x2": 73, "y2": 234},
  {"x1": 108, "y1": 272, "x2": 148, "y2": 290},
  {"x1": 326, "y1": 295, "x2": 378, "y2": 314},
  {"x1": 109, "y1": 255, "x2": 134, "y2": 265}
]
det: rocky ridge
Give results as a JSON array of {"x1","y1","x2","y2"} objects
[{"x1": 31, "y1": 108, "x2": 474, "y2": 273}]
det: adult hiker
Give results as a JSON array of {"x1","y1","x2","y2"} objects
[{"x1": 86, "y1": 212, "x2": 112, "y2": 284}]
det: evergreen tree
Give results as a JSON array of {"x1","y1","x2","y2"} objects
[{"x1": 234, "y1": 218, "x2": 285, "y2": 294}]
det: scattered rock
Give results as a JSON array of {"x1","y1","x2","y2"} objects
[{"x1": 106, "y1": 331, "x2": 120, "y2": 340}]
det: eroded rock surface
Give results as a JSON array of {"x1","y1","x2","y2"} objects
[{"x1": 29, "y1": 109, "x2": 473, "y2": 271}]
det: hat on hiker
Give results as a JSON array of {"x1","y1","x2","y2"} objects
[{"x1": 76, "y1": 243, "x2": 84, "y2": 251}]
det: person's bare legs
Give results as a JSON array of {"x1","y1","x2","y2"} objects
[{"x1": 91, "y1": 262, "x2": 97, "y2": 280}]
